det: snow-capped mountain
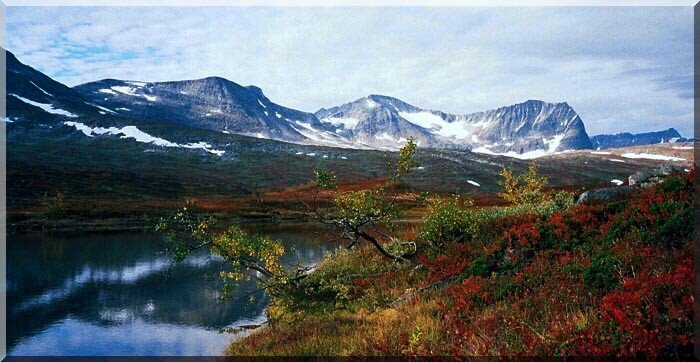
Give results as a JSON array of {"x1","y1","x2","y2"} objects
[
  {"x1": 75, "y1": 76, "x2": 593, "y2": 155},
  {"x1": 73, "y1": 77, "x2": 360, "y2": 148},
  {"x1": 590, "y1": 128, "x2": 689, "y2": 150},
  {"x1": 316, "y1": 96, "x2": 592, "y2": 156},
  {"x1": 316, "y1": 95, "x2": 448, "y2": 149},
  {"x1": 459, "y1": 99, "x2": 593, "y2": 157},
  {"x1": 8, "y1": 48, "x2": 597, "y2": 158}
]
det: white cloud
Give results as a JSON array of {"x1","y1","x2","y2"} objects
[{"x1": 7, "y1": 7, "x2": 693, "y2": 137}]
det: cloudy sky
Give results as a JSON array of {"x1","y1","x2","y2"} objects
[{"x1": 7, "y1": 6, "x2": 694, "y2": 136}]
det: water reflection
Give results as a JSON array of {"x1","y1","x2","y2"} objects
[{"x1": 8, "y1": 224, "x2": 335, "y2": 355}]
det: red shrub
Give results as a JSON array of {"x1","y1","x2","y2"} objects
[
  {"x1": 571, "y1": 257, "x2": 694, "y2": 357},
  {"x1": 418, "y1": 252, "x2": 470, "y2": 283},
  {"x1": 505, "y1": 222, "x2": 541, "y2": 248}
]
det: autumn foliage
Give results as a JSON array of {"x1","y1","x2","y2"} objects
[
  {"x1": 228, "y1": 170, "x2": 694, "y2": 357},
  {"x1": 416, "y1": 171, "x2": 695, "y2": 357}
]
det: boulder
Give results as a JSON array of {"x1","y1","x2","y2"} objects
[
  {"x1": 576, "y1": 185, "x2": 636, "y2": 204},
  {"x1": 577, "y1": 164, "x2": 684, "y2": 204}
]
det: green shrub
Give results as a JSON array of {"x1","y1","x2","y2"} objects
[
  {"x1": 583, "y1": 252, "x2": 621, "y2": 291},
  {"x1": 552, "y1": 190, "x2": 575, "y2": 209},
  {"x1": 655, "y1": 200, "x2": 693, "y2": 248},
  {"x1": 656, "y1": 174, "x2": 691, "y2": 194},
  {"x1": 466, "y1": 254, "x2": 491, "y2": 277},
  {"x1": 498, "y1": 161, "x2": 548, "y2": 206},
  {"x1": 417, "y1": 196, "x2": 473, "y2": 254}
]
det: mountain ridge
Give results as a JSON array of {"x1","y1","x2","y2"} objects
[
  {"x1": 590, "y1": 128, "x2": 689, "y2": 150},
  {"x1": 315, "y1": 95, "x2": 593, "y2": 155},
  {"x1": 7, "y1": 48, "x2": 685, "y2": 158}
]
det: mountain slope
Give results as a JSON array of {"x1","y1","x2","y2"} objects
[
  {"x1": 73, "y1": 77, "x2": 356, "y2": 148},
  {"x1": 316, "y1": 95, "x2": 447, "y2": 149},
  {"x1": 590, "y1": 128, "x2": 689, "y2": 150},
  {"x1": 6, "y1": 50, "x2": 105, "y2": 122},
  {"x1": 316, "y1": 96, "x2": 592, "y2": 155}
]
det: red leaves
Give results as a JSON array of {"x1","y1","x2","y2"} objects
[
  {"x1": 418, "y1": 252, "x2": 470, "y2": 283},
  {"x1": 446, "y1": 276, "x2": 489, "y2": 315},
  {"x1": 572, "y1": 258, "x2": 694, "y2": 357},
  {"x1": 416, "y1": 173, "x2": 694, "y2": 356},
  {"x1": 504, "y1": 221, "x2": 541, "y2": 248}
]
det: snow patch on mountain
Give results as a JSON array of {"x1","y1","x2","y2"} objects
[
  {"x1": 108, "y1": 85, "x2": 157, "y2": 102},
  {"x1": 30, "y1": 81, "x2": 52, "y2": 96},
  {"x1": 63, "y1": 121, "x2": 224, "y2": 156},
  {"x1": 472, "y1": 134, "x2": 568, "y2": 159},
  {"x1": 11, "y1": 94, "x2": 78, "y2": 118},
  {"x1": 87, "y1": 103, "x2": 119, "y2": 115},
  {"x1": 399, "y1": 111, "x2": 480, "y2": 140},
  {"x1": 288, "y1": 120, "x2": 368, "y2": 149},
  {"x1": 322, "y1": 116, "x2": 360, "y2": 130},
  {"x1": 620, "y1": 153, "x2": 686, "y2": 162}
]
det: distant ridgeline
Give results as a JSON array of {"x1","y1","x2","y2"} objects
[
  {"x1": 5, "y1": 47, "x2": 691, "y2": 158},
  {"x1": 589, "y1": 128, "x2": 691, "y2": 150}
]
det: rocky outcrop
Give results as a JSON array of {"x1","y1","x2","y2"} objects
[
  {"x1": 576, "y1": 165, "x2": 685, "y2": 203},
  {"x1": 576, "y1": 186, "x2": 636, "y2": 204}
]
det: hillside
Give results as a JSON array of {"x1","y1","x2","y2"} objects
[{"x1": 225, "y1": 170, "x2": 694, "y2": 357}]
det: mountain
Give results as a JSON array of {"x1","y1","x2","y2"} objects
[
  {"x1": 315, "y1": 95, "x2": 447, "y2": 149},
  {"x1": 5, "y1": 49, "x2": 687, "y2": 216},
  {"x1": 590, "y1": 128, "x2": 689, "y2": 150},
  {"x1": 316, "y1": 96, "x2": 592, "y2": 156},
  {"x1": 73, "y1": 77, "x2": 356, "y2": 148},
  {"x1": 8, "y1": 48, "x2": 594, "y2": 158},
  {"x1": 6, "y1": 51, "x2": 105, "y2": 122},
  {"x1": 73, "y1": 68, "x2": 593, "y2": 155}
]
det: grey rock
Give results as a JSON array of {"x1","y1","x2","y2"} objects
[
  {"x1": 628, "y1": 164, "x2": 684, "y2": 187},
  {"x1": 577, "y1": 164, "x2": 685, "y2": 203},
  {"x1": 576, "y1": 185, "x2": 636, "y2": 203}
]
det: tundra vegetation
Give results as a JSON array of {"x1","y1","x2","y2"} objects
[{"x1": 157, "y1": 140, "x2": 694, "y2": 357}]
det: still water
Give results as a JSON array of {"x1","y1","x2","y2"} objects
[{"x1": 8, "y1": 223, "x2": 335, "y2": 356}]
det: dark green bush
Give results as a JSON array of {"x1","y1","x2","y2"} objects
[
  {"x1": 655, "y1": 200, "x2": 693, "y2": 248},
  {"x1": 466, "y1": 254, "x2": 491, "y2": 277},
  {"x1": 583, "y1": 252, "x2": 621, "y2": 291},
  {"x1": 656, "y1": 174, "x2": 691, "y2": 194}
]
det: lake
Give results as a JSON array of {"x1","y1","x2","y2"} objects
[{"x1": 8, "y1": 223, "x2": 337, "y2": 356}]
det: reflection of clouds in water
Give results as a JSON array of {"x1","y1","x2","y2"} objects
[
  {"x1": 10, "y1": 228, "x2": 332, "y2": 355},
  {"x1": 100, "y1": 308, "x2": 134, "y2": 324},
  {"x1": 9, "y1": 316, "x2": 243, "y2": 356},
  {"x1": 293, "y1": 244, "x2": 338, "y2": 268},
  {"x1": 15, "y1": 254, "x2": 219, "y2": 312},
  {"x1": 143, "y1": 301, "x2": 156, "y2": 314}
]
